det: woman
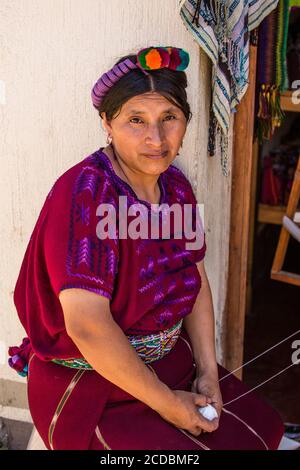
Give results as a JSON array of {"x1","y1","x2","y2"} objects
[{"x1": 8, "y1": 46, "x2": 284, "y2": 450}]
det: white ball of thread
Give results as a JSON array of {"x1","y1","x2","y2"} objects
[{"x1": 198, "y1": 404, "x2": 218, "y2": 421}]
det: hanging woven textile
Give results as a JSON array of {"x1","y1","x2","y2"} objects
[
  {"x1": 179, "y1": 0, "x2": 279, "y2": 176},
  {"x1": 256, "y1": 0, "x2": 300, "y2": 142}
]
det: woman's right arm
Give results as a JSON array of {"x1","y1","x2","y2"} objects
[{"x1": 59, "y1": 288, "x2": 218, "y2": 436}]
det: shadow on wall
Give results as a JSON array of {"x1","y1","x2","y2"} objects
[{"x1": 0, "y1": 418, "x2": 33, "y2": 450}]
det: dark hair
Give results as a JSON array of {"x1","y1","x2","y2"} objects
[{"x1": 98, "y1": 53, "x2": 192, "y2": 124}]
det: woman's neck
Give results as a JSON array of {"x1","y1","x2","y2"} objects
[{"x1": 102, "y1": 145, "x2": 161, "y2": 205}]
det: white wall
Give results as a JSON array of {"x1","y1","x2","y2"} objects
[{"x1": 0, "y1": 0, "x2": 232, "y2": 411}]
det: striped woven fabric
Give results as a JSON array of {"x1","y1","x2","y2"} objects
[
  {"x1": 51, "y1": 319, "x2": 183, "y2": 369},
  {"x1": 256, "y1": 0, "x2": 300, "y2": 141},
  {"x1": 127, "y1": 319, "x2": 183, "y2": 363},
  {"x1": 179, "y1": 0, "x2": 279, "y2": 176}
]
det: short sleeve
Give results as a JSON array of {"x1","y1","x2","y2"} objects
[
  {"x1": 185, "y1": 178, "x2": 207, "y2": 263},
  {"x1": 43, "y1": 166, "x2": 119, "y2": 300}
]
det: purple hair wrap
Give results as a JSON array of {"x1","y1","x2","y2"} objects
[
  {"x1": 91, "y1": 46, "x2": 190, "y2": 110},
  {"x1": 91, "y1": 58, "x2": 149, "y2": 109}
]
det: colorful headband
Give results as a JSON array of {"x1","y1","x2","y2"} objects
[{"x1": 91, "y1": 46, "x2": 190, "y2": 109}]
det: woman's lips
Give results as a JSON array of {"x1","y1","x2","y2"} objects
[{"x1": 143, "y1": 151, "x2": 168, "y2": 159}]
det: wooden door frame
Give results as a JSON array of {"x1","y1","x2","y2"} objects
[{"x1": 223, "y1": 44, "x2": 258, "y2": 378}]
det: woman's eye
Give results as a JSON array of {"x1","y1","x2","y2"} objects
[
  {"x1": 129, "y1": 115, "x2": 176, "y2": 124},
  {"x1": 130, "y1": 118, "x2": 143, "y2": 124},
  {"x1": 165, "y1": 115, "x2": 176, "y2": 120}
]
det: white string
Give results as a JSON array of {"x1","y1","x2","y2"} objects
[
  {"x1": 222, "y1": 360, "x2": 300, "y2": 406},
  {"x1": 177, "y1": 329, "x2": 300, "y2": 447},
  {"x1": 221, "y1": 407, "x2": 269, "y2": 450},
  {"x1": 219, "y1": 328, "x2": 300, "y2": 382}
]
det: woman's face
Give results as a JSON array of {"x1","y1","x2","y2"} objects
[{"x1": 101, "y1": 92, "x2": 187, "y2": 176}]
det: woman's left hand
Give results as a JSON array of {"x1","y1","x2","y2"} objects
[{"x1": 191, "y1": 370, "x2": 223, "y2": 430}]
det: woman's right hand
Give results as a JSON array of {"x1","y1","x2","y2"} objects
[{"x1": 158, "y1": 389, "x2": 219, "y2": 437}]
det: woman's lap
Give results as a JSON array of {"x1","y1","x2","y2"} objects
[
  {"x1": 88, "y1": 329, "x2": 284, "y2": 450},
  {"x1": 27, "y1": 328, "x2": 284, "y2": 450}
]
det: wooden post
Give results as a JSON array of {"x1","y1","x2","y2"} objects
[
  {"x1": 246, "y1": 137, "x2": 260, "y2": 315},
  {"x1": 224, "y1": 45, "x2": 258, "y2": 378}
]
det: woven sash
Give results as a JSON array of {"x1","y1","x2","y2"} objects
[{"x1": 51, "y1": 319, "x2": 183, "y2": 369}]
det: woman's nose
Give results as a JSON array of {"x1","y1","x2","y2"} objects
[{"x1": 146, "y1": 124, "x2": 165, "y2": 146}]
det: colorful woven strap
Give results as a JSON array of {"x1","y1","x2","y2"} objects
[{"x1": 51, "y1": 319, "x2": 183, "y2": 369}]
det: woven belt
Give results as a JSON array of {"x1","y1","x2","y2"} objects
[{"x1": 51, "y1": 319, "x2": 183, "y2": 369}]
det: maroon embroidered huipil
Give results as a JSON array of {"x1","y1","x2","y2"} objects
[{"x1": 12, "y1": 147, "x2": 206, "y2": 362}]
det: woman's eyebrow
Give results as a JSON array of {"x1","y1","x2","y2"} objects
[{"x1": 125, "y1": 107, "x2": 178, "y2": 115}]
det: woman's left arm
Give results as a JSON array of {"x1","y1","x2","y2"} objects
[{"x1": 183, "y1": 259, "x2": 223, "y2": 422}]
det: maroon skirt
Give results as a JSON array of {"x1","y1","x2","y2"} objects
[{"x1": 27, "y1": 328, "x2": 284, "y2": 450}]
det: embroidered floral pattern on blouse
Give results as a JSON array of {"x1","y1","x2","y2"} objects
[{"x1": 60, "y1": 166, "x2": 119, "y2": 299}]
